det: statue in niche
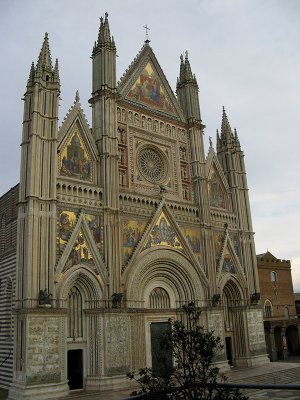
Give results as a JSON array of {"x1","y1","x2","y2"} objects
[
  {"x1": 111, "y1": 293, "x2": 123, "y2": 308},
  {"x1": 121, "y1": 109, "x2": 126, "y2": 122},
  {"x1": 142, "y1": 116, "x2": 146, "y2": 128},
  {"x1": 38, "y1": 289, "x2": 52, "y2": 306},
  {"x1": 147, "y1": 118, "x2": 152, "y2": 130},
  {"x1": 154, "y1": 120, "x2": 158, "y2": 132},
  {"x1": 134, "y1": 113, "x2": 140, "y2": 125},
  {"x1": 117, "y1": 107, "x2": 121, "y2": 121},
  {"x1": 128, "y1": 111, "x2": 133, "y2": 124}
]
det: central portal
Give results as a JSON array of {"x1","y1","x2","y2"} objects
[
  {"x1": 150, "y1": 322, "x2": 173, "y2": 377},
  {"x1": 67, "y1": 349, "x2": 83, "y2": 390}
]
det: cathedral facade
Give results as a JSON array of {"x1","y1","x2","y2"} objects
[{"x1": 0, "y1": 14, "x2": 268, "y2": 399}]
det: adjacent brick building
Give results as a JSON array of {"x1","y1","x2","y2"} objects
[{"x1": 257, "y1": 251, "x2": 300, "y2": 360}]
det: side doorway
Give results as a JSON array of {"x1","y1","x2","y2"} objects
[{"x1": 67, "y1": 349, "x2": 83, "y2": 390}]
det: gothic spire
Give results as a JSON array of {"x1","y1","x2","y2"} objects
[
  {"x1": 184, "y1": 51, "x2": 193, "y2": 80},
  {"x1": 221, "y1": 106, "x2": 233, "y2": 139},
  {"x1": 177, "y1": 51, "x2": 198, "y2": 88},
  {"x1": 94, "y1": 12, "x2": 116, "y2": 54},
  {"x1": 36, "y1": 33, "x2": 53, "y2": 73}
]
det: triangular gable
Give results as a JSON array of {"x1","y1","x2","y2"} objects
[
  {"x1": 206, "y1": 151, "x2": 230, "y2": 210},
  {"x1": 118, "y1": 44, "x2": 185, "y2": 121},
  {"x1": 122, "y1": 198, "x2": 208, "y2": 285},
  {"x1": 216, "y1": 229, "x2": 246, "y2": 285},
  {"x1": 55, "y1": 212, "x2": 107, "y2": 283},
  {"x1": 57, "y1": 95, "x2": 98, "y2": 183}
]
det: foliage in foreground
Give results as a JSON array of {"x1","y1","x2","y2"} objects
[{"x1": 127, "y1": 302, "x2": 248, "y2": 400}]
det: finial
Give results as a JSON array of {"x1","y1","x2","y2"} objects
[
  {"x1": 180, "y1": 54, "x2": 184, "y2": 62},
  {"x1": 209, "y1": 136, "x2": 213, "y2": 148},
  {"x1": 105, "y1": 12, "x2": 108, "y2": 20},
  {"x1": 143, "y1": 24, "x2": 150, "y2": 43},
  {"x1": 185, "y1": 50, "x2": 188, "y2": 59},
  {"x1": 75, "y1": 90, "x2": 80, "y2": 103}
]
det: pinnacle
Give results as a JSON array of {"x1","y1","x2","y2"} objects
[
  {"x1": 36, "y1": 32, "x2": 53, "y2": 72},
  {"x1": 177, "y1": 51, "x2": 197, "y2": 87},
  {"x1": 221, "y1": 106, "x2": 233, "y2": 138},
  {"x1": 94, "y1": 12, "x2": 115, "y2": 52}
]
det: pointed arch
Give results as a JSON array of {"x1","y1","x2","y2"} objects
[{"x1": 56, "y1": 265, "x2": 104, "y2": 307}]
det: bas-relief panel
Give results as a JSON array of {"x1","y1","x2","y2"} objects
[
  {"x1": 58, "y1": 210, "x2": 103, "y2": 270},
  {"x1": 127, "y1": 62, "x2": 175, "y2": 114},
  {"x1": 142, "y1": 212, "x2": 183, "y2": 252},
  {"x1": 26, "y1": 317, "x2": 61, "y2": 385},
  {"x1": 208, "y1": 169, "x2": 226, "y2": 209},
  {"x1": 122, "y1": 218, "x2": 148, "y2": 265},
  {"x1": 59, "y1": 126, "x2": 93, "y2": 182},
  {"x1": 247, "y1": 310, "x2": 266, "y2": 354},
  {"x1": 105, "y1": 316, "x2": 130, "y2": 376}
]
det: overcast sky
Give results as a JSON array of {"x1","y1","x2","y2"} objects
[{"x1": 1, "y1": 0, "x2": 299, "y2": 290}]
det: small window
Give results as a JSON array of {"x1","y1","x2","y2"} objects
[
  {"x1": 264, "y1": 300, "x2": 273, "y2": 317},
  {"x1": 271, "y1": 271, "x2": 278, "y2": 282}
]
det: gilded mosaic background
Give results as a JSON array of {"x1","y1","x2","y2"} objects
[
  {"x1": 58, "y1": 211, "x2": 102, "y2": 271},
  {"x1": 127, "y1": 62, "x2": 175, "y2": 114},
  {"x1": 142, "y1": 212, "x2": 183, "y2": 251},
  {"x1": 59, "y1": 126, "x2": 92, "y2": 181},
  {"x1": 122, "y1": 218, "x2": 148, "y2": 264}
]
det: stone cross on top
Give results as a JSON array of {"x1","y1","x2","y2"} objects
[{"x1": 143, "y1": 24, "x2": 150, "y2": 43}]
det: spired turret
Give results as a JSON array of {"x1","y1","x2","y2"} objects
[
  {"x1": 18, "y1": 33, "x2": 60, "y2": 300},
  {"x1": 9, "y1": 34, "x2": 70, "y2": 400},
  {"x1": 176, "y1": 51, "x2": 201, "y2": 123},
  {"x1": 89, "y1": 13, "x2": 121, "y2": 295},
  {"x1": 216, "y1": 107, "x2": 259, "y2": 295}
]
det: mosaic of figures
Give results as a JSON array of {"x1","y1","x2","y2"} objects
[
  {"x1": 58, "y1": 210, "x2": 102, "y2": 256},
  {"x1": 122, "y1": 218, "x2": 148, "y2": 265},
  {"x1": 213, "y1": 231, "x2": 224, "y2": 261},
  {"x1": 142, "y1": 212, "x2": 183, "y2": 252},
  {"x1": 222, "y1": 245, "x2": 236, "y2": 274},
  {"x1": 117, "y1": 107, "x2": 187, "y2": 142},
  {"x1": 127, "y1": 62, "x2": 175, "y2": 114},
  {"x1": 66, "y1": 230, "x2": 95, "y2": 271},
  {"x1": 208, "y1": 169, "x2": 227, "y2": 209},
  {"x1": 213, "y1": 231, "x2": 240, "y2": 269},
  {"x1": 59, "y1": 127, "x2": 93, "y2": 182},
  {"x1": 230, "y1": 233, "x2": 241, "y2": 261}
]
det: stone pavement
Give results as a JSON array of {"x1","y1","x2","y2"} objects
[{"x1": 63, "y1": 361, "x2": 300, "y2": 400}]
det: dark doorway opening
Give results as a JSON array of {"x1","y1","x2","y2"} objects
[
  {"x1": 67, "y1": 349, "x2": 83, "y2": 390},
  {"x1": 150, "y1": 322, "x2": 173, "y2": 377},
  {"x1": 225, "y1": 336, "x2": 233, "y2": 366}
]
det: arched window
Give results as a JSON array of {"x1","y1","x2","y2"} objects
[
  {"x1": 149, "y1": 287, "x2": 170, "y2": 309},
  {"x1": 264, "y1": 300, "x2": 273, "y2": 317},
  {"x1": 67, "y1": 286, "x2": 83, "y2": 339},
  {"x1": 284, "y1": 307, "x2": 289, "y2": 319},
  {"x1": 271, "y1": 271, "x2": 278, "y2": 282}
]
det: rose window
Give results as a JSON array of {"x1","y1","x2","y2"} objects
[{"x1": 138, "y1": 147, "x2": 168, "y2": 183}]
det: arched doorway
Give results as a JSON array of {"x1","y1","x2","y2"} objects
[
  {"x1": 57, "y1": 266, "x2": 104, "y2": 392},
  {"x1": 286, "y1": 325, "x2": 300, "y2": 356},
  {"x1": 222, "y1": 280, "x2": 246, "y2": 366}
]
